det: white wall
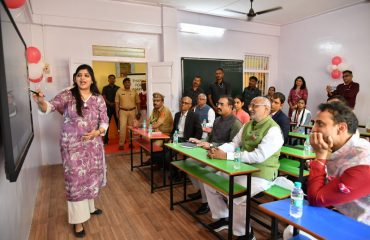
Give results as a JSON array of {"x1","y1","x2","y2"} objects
[
  {"x1": 277, "y1": 2, "x2": 370, "y2": 124},
  {"x1": 0, "y1": 4, "x2": 42, "y2": 240}
]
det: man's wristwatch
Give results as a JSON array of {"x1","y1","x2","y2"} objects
[{"x1": 209, "y1": 143, "x2": 214, "y2": 148}]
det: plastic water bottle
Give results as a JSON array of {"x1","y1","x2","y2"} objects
[
  {"x1": 148, "y1": 123, "x2": 152, "y2": 136},
  {"x1": 142, "y1": 120, "x2": 146, "y2": 130},
  {"x1": 290, "y1": 182, "x2": 304, "y2": 218},
  {"x1": 173, "y1": 130, "x2": 179, "y2": 145},
  {"x1": 303, "y1": 136, "x2": 312, "y2": 155},
  {"x1": 202, "y1": 119, "x2": 207, "y2": 128},
  {"x1": 234, "y1": 147, "x2": 241, "y2": 170}
]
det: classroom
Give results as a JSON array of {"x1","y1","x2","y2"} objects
[{"x1": 0, "y1": 0, "x2": 369, "y2": 239}]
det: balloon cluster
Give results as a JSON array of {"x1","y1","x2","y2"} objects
[
  {"x1": 326, "y1": 56, "x2": 349, "y2": 80},
  {"x1": 26, "y1": 47, "x2": 44, "y2": 83}
]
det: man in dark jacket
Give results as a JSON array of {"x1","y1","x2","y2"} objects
[
  {"x1": 171, "y1": 96, "x2": 202, "y2": 141},
  {"x1": 271, "y1": 92, "x2": 290, "y2": 145}
]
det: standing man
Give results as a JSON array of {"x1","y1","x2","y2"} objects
[
  {"x1": 308, "y1": 102, "x2": 370, "y2": 225},
  {"x1": 139, "y1": 80, "x2": 147, "y2": 122},
  {"x1": 149, "y1": 92, "x2": 173, "y2": 136},
  {"x1": 171, "y1": 96, "x2": 202, "y2": 142},
  {"x1": 326, "y1": 70, "x2": 360, "y2": 109},
  {"x1": 242, "y1": 76, "x2": 261, "y2": 113},
  {"x1": 208, "y1": 68, "x2": 231, "y2": 113},
  {"x1": 183, "y1": 75, "x2": 205, "y2": 108},
  {"x1": 204, "y1": 97, "x2": 283, "y2": 239},
  {"x1": 102, "y1": 74, "x2": 120, "y2": 144},
  {"x1": 193, "y1": 93, "x2": 216, "y2": 140},
  {"x1": 115, "y1": 78, "x2": 140, "y2": 150},
  {"x1": 270, "y1": 92, "x2": 290, "y2": 145}
]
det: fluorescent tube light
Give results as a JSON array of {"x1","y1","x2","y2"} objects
[{"x1": 179, "y1": 23, "x2": 225, "y2": 37}]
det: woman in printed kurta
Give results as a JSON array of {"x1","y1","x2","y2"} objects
[
  {"x1": 287, "y1": 76, "x2": 308, "y2": 118},
  {"x1": 32, "y1": 64, "x2": 108, "y2": 238}
]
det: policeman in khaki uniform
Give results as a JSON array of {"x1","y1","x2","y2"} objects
[
  {"x1": 149, "y1": 93, "x2": 173, "y2": 143},
  {"x1": 115, "y1": 78, "x2": 140, "y2": 150}
]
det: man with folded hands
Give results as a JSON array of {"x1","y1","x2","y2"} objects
[
  {"x1": 204, "y1": 96, "x2": 283, "y2": 239},
  {"x1": 187, "y1": 96, "x2": 242, "y2": 215}
]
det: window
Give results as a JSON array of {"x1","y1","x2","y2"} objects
[{"x1": 244, "y1": 55, "x2": 270, "y2": 95}]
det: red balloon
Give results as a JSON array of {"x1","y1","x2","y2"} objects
[
  {"x1": 5, "y1": 0, "x2": 26, "y2": 9},
  {"x1": 331, "y1": 56, "x2": 342, "y2": 65},
  {"x1": 29, "y1": 75, "x2": 43, "y2": 83},
  {"x1": 331, "y1": 69, "x2": 341, "y2": 79},
  {"x1": 26, "y1": 47, "x2": 41, "y2": 64}
]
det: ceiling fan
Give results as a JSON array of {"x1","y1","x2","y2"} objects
[{"x1": 225, "y1": 0, "x2": 282, "y2": 21}]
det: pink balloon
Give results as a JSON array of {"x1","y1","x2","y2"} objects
[
  {"x1": 26, "y1": 47, "x2": 41, "y2": 64},
  {"x1": 331, "y1": 56, "x2": 342, "y2": 65},
  {"x1": 331, "y1": 69, "x2": 341, "y2": 79},
  {"x1": 5, "y1": 0, "x2": 26, "y2": 9}
]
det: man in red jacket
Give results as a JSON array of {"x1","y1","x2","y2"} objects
[{"x1": 308, "y1": 102, "x2": 370, "y2": 225}]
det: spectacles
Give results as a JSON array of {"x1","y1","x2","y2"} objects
[
  {"x1": 181, "y1": 101, "x2": 191, "y2": 105},
  {"x1": 343, "y1": 75, "x2": 351, "y2": 78},
  {"x1": 248, "y1": 103, "x2": 266, "y2": 109}
]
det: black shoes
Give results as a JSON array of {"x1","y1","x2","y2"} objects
[
  {"x1": 90, "y1": 208, "x2": 103, "y2": 215},
  {"x1": 196, "y1": 203, "x2": 210, "y2": 215},
  {"x1": 187, "y1": 190, "x2": 201, "y2": 200},
  {"x1": 208, "y1": 218, "x2": 229, "y2": 232},
  {"x1": 235, "y1": 228, "x2": 256, "y2": 240},
  {"x1": 73, "y1": 224, "x2": 86, "y2": 238}
]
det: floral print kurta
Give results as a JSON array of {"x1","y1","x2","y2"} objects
[{"x1": 49, "y1": 90, "x2": 108, "y2": 201}]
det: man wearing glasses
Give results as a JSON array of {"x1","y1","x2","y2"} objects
[
  {"x1": 193, "y1": 93, "x2": 216, "y2": 140},
  {"x1": 204, "y1": 96, "x2": 283, "y2": 239},
  {"x1": 171, "y1": 96, "x2": 202, "y2": 142},
  {"x1": 326, "y1": 70, "x2": 360, "y2": 109}
]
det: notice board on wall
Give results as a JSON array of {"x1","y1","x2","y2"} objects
[{"x1": 181, "y1": 57, "x2": 244, "y2": 98}]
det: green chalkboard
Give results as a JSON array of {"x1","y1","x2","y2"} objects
[{"x1": 181, "y1": 58, "x2": 244, "y2": 99}]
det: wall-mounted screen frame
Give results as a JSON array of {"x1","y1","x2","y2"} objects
[{"x1": 0, "y1": 0, "x2": 34, "y2": 182}]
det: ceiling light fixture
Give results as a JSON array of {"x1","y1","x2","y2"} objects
[{"x1": 179, "y1": 23, "x2": 225, "y2": 37}]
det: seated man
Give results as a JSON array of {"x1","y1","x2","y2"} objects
[
  {"x1": 193, "y1": 93, "x2": 216, "y2": 140},
  {"x1": 144, "y1": 92, "x2": 173, "y2": 165},
  {"x1": 149, "y1": 92, "x2": 173, "y2": 138},
  {"x1": 188, "y1": 96, "x2": 242, "y2": 214},
  {"x1": 284, "y1": 102, "x2": 370, "y2": 239},
  {"x1": 271, "y1": 92, "x2": 290, "y2": 145},
  {"x1": 308, "y1": 102, "x2": 370, "y2": 225},
  {"x1": 204, "y1": 97, "x2": 284, "y2": 239},
  {"x1": 171, "y1": 96, "x2": 202, "y2": 142}
]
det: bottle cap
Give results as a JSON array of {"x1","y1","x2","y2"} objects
[{"x1": 294, "y1": 182, "x2": 302, "y2": 188}]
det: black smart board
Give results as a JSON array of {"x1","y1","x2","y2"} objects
[{"x1": 181, "y1": 58, "x2": 244, "y2": 99}]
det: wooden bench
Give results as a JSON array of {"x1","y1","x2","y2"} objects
[
  {"x1": 172, "y1": 160, "x2": 290, "y2": 199},
  {"x1": 136, "y1": 138, "x2": 163, "y2": 153},
  {"x1": 279, "y1": 158, "x2": 309, "y2": 178},
  {"x1": 171, "y1": 160, "x2": 246, "y2": 195}
]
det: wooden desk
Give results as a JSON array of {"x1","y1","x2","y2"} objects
[
  {"x1": 166, "y1": 143, "x2": 259, "y2": 240},
  {"x1": 258, "y1": 198, "x2": 370, "y2": 240},
  {"x1": 301, "y1": 125, "x2": 313, "y2": 134},
  {"x1": 288, "y1": 132, "x2": 308, "y2": 145},
  {"x1": 129, "y1": 126, "x2": 170, "y2": 193},
  {"x1": 280, "y1": 146, "x2": 315, "y2": 181},
  {"x1": 358, "y1": 128, "x2": 370, "y2": 138}
]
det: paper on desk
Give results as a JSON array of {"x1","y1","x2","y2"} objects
[{"x1": 271, "y1": 176, "x2": 295, "y2": 191}]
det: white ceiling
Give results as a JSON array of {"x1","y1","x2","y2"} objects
[{"x1": 112, "y1": 0, "x2": 366, "y2": 25}]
